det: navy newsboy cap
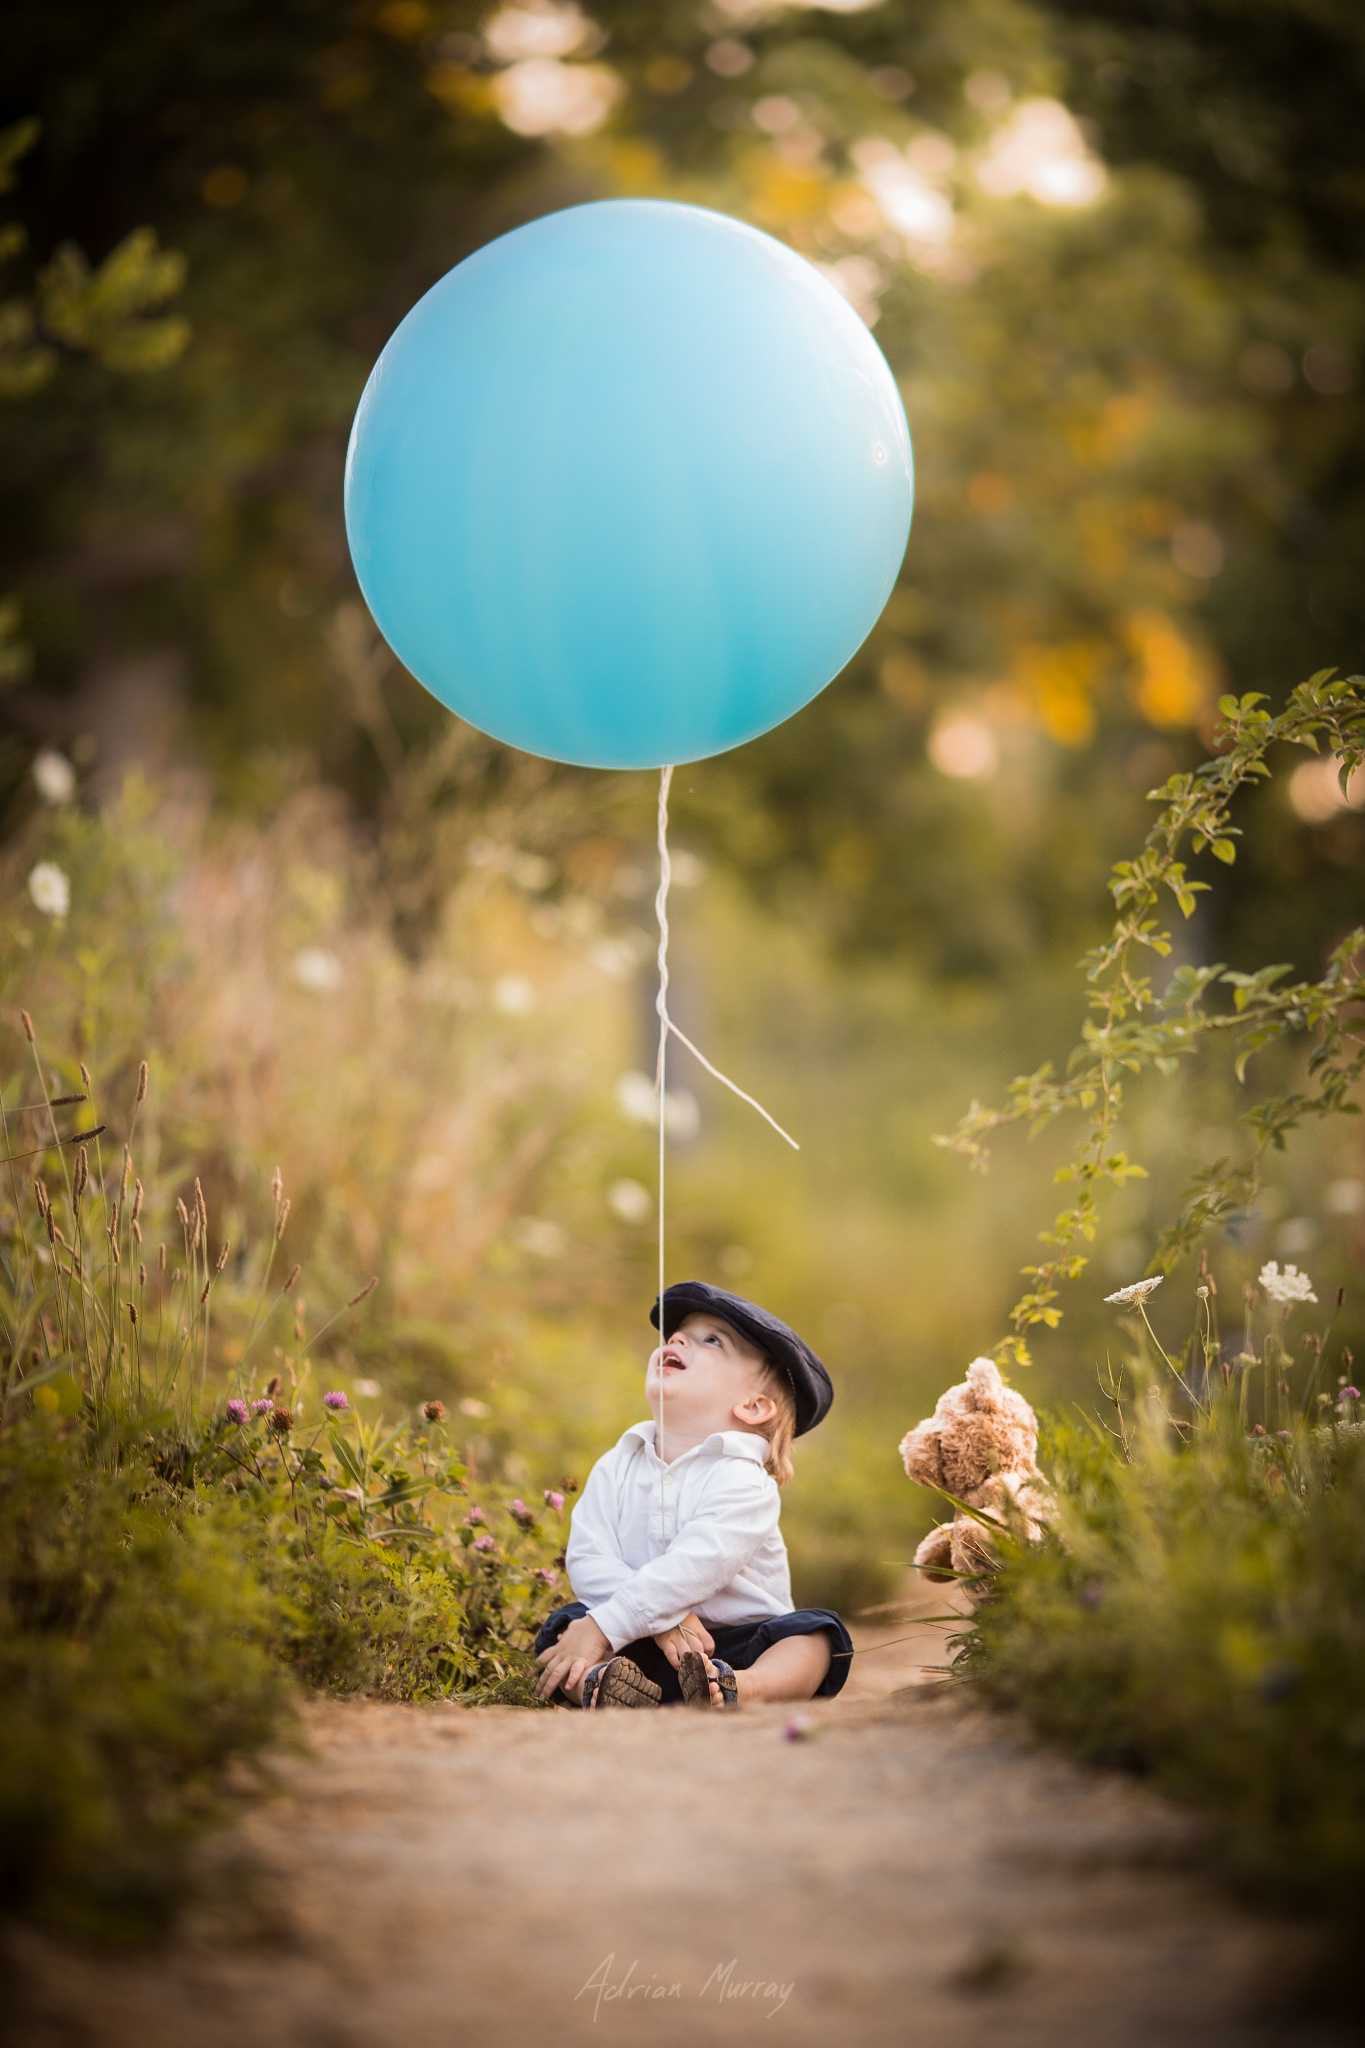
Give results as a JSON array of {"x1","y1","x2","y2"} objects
[{"x1": 650, "y1": 1280, "x2": 833, "y2": 1437}]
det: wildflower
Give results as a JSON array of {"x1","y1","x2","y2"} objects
[
  {"x1": 32, "y1": 750, "x2": 76, "y2": 805},
  {"x1": 28, "y1": 861, "x2": 70, "y2": 918},
  {"x1": 268, "y1": 1406, "x2": 294, "y2": 1434},
  {"x1": 1343, "y1": 1386, "x2": 1361, "y2": 1400},
  {"x1": 1103, "y1": 1276, "x2": 1164, "y2": 1306},
  {"x1": 473, "y1": 1533, "x2": 497, "y2": 1553},
  {"x1": 292, "y1": 946, "x2": 343, "y2": 992},
  {"x1": 783, "y1": 1714, "x2": 815, "y2": 1742},
  {"x1": 226, "y1": 1399, "x2": 249, "y2": 1425},
  {"x1": 251, "y1": 1397, "x2": 273, "y2": 1415},
  {"x1": 535, "y1": 1567, "x2": 559, "y2": 1586},
  {"x1": 464, "y1": 1505, "x2": 487, "y2": 1525},
  {"x1": 323, "y1": 1390, "x2": 349, "y2": 1412},
  {"x1": 1258, "y1": 1261, "x2": 1317, "y2": 1305},
  {"x1": 544, "y1": 1489, "x2": 565, "y2": 1512},
  {"x1": 509, "y1": 1498, "x2": 538, "y2": 1529},
  {"x1": 422, "y1": 1399, "x2": 447, "y2": 1423},
  {"x1": 561, "y1": 1475, "x2": 580, "y2": 1494}
]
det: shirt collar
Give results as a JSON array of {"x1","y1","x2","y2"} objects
[{"x1": 622, "y1": 1420, "x2": 769, "y2": 1465}]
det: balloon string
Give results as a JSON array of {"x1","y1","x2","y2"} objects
[
  {"x1": 656, "y1": 766, "x2": 672, "y2": 1524},
  {"x1": 652, "y1": 765, "x2": 801, "y2": 1565},
  {"x1": 653, "y1": 769, "x2": 799, "y2": 1156}
]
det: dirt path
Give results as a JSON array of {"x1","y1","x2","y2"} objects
[{"x1": 11, "y1": 1601, "x2": 1350, "y2": 2048}]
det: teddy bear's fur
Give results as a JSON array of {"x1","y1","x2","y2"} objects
[{"x1": 899, "y1": 1357, "x2": 1051, "y2": 1588}]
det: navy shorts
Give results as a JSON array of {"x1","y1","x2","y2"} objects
[{"x1": 534, "y1": 1600, "x2": 854, "y2": 1702}]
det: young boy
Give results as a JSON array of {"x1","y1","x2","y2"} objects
[{"x1": 534, "y1": 1280, "x2": 853, "y2": 1709}]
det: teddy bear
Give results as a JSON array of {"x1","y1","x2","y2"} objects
[{"x1": 899, "y1": 1356, "x2": 1052, "y2": 1589}]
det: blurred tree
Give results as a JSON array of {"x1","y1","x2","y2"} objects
[{"x1": 0, "y1": 0, "x2": 1359, "y2": 980}]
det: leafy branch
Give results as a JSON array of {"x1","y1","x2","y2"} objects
[{"x1": 936, "y1": 671, "x2": 1365, "y2": 1366}]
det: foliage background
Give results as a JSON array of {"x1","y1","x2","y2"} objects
[{"x1": 0, "y1": 0, "x2": 1362, "y2": 1618}]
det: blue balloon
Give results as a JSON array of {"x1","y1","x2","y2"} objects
[{"x1": 344, "y1": 199, "x2": 913, "y2": 770}]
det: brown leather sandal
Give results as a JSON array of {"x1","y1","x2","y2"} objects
[
  {"x1": 581, "y1": 1656, "x2": 662, "y2": 1709},
  {"x1": 678, "y1": 1650, "x2": 739, "y2": 1708}
]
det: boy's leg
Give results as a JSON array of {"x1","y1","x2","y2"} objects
[{"x1": 726, "y1": 1629, "x2": 831, "y2": 1705}]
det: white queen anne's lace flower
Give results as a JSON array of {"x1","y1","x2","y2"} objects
[
  {"x1": 28, "y1": 861, "x2": 70, "y2": 918},
  {"x1": 1258, "y1": 1261, "x2": 1318, "y2": 1306},
  {"x1": 1104, "y1": 1275, "x2": 1164, "y2": 1305}
]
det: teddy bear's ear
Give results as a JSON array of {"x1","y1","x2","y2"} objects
[
  {"x1": 965, "y1": 1357, "x2": 1005, "y2": 1408},
  {"x1": 899, "y1": 1420, "x2": 942, "y2": 1483}
]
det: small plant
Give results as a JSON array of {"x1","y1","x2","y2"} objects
[{"x1": 938, "y1": 670, "x2": 1365, "y2": 1365}]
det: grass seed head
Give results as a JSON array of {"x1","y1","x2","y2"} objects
[
  {"x1": 283, "y1": 1262, "x2": 301, "y2": 1292},
  {"x1": 19, "y1": 1009, "x2": 34, "y2": 1044},
  {"x1": 347, "y1": 1276, "x2": 378, "y2": 1308},
  {"x1": 132, "y1": 1178, "x2": 144, "y2": 1222},
  {"x1": 216, "y1": 1240, "x2": 230, "y2": 1272},
  {"x1": 72, "y1": 1144, "x2": 88, "y2": 1205},
  {"x1": 275, "y1": 1197, "x2": 291, "y2": 1242},
  {"x1": 135, "y1": 1059, "x2": 148, "y2": 1104}
]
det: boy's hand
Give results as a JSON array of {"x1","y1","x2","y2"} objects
[
  {"x1": 535, "y1": 1614, "x2": 611, "y2": 1701},
  {"x1": 653, "y1": 1611, "x2": 715, "y2": 1669}
]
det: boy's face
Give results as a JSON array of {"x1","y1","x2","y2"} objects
[{"x1": 645, "y1": 1311, "x2": 775, "y2": 1435}]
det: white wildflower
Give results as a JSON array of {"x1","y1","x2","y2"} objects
[
  {"x1": 28, "y1": 861, "x2": 70, "y2": 919},
  {"x1": 607, "y1": 1178, "x2": 651, "y2": 1224},
  {"x1": 1258, "y1": 1261, "x2": 1318, "y2": 1306},
  {"x1": 292, "y1": 946, "x2": 343, "y2": 992},
  {"x1": 31, "y1": 751, "x2": 75, "y2": 805},
  {"x1": 1104, "y1": 1275, "x2": 1164, "y2": 1306},
  {"x1": 512, "y1": 1216, "x2": 566, "y2": 1258}
]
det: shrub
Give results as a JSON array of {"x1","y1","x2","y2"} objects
[
  {"x1": 0, "y1": 1419, "x2": 287, "y2": 1941},
  {"x1": 937, "y1": 673, "x2": 1365, "y2": 1913},
  {"x1": 968, "y1": 1389, "x2": 1365, "y2": 1909}
]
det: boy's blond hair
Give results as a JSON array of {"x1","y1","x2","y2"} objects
[{"x1": 754, "y1": 1358, "x2": 798, "y2": 1486}]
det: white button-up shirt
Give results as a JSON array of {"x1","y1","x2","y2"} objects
[{"x1": 566, "y1": 1420, "x2": 794, "y2": 1650}]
